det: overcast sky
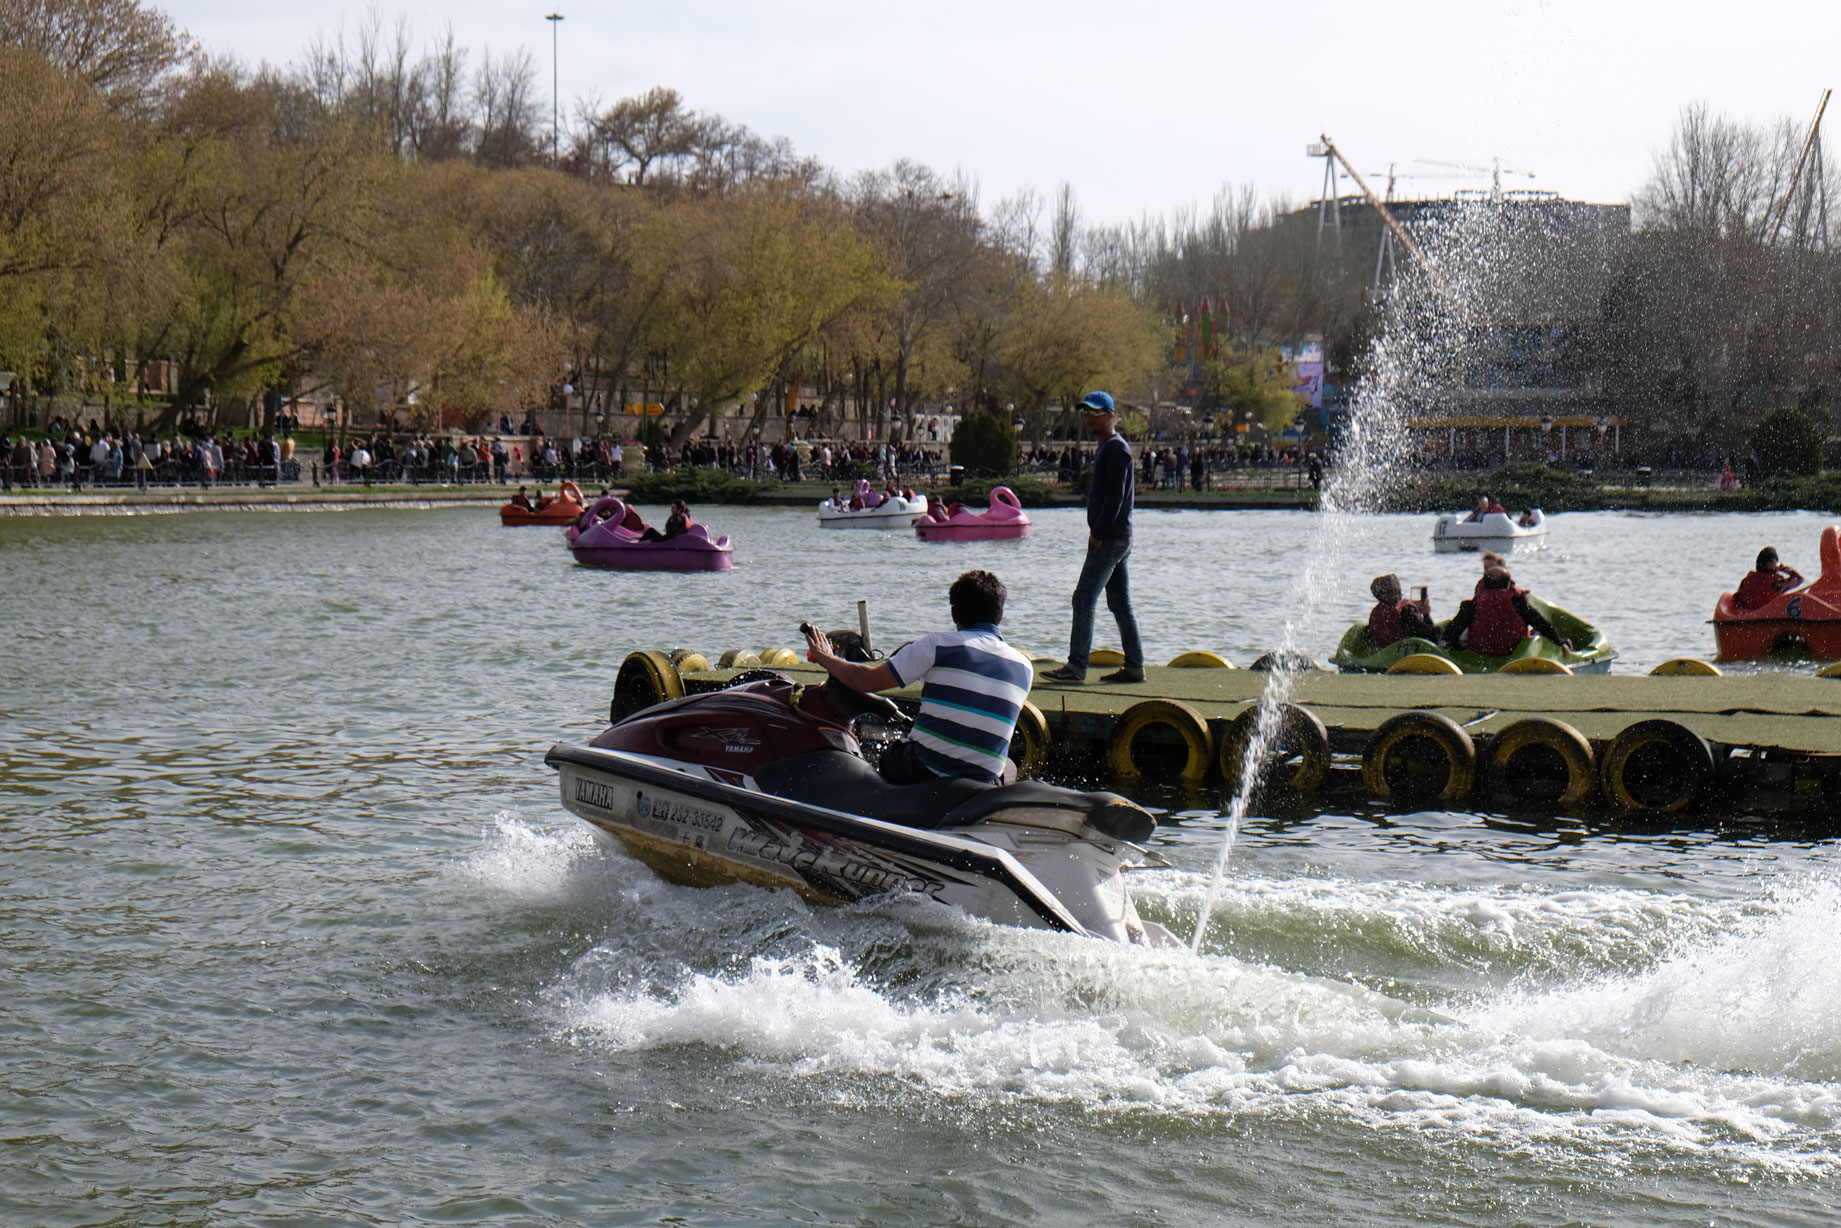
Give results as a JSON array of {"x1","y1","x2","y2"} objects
[{"x1": 160, "y1": 0, "x2": 1836, "y2": 226}]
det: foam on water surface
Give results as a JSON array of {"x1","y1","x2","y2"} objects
[{"x1": 496, "y1": 812, "x2": 1841, "y2": 1179}]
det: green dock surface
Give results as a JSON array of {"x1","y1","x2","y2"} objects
[{"x1": 686, "y1": 662, "x2": 1841, "y2": 755}]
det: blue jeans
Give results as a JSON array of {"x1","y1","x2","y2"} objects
[{"x1": 1067, "y1": 536, "x2": 1143, "y2": 673}]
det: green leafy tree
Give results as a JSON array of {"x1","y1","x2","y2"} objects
[
  {"x1": 996, "y1": 273, "x2": 1161, "y2": 438},
  {"x1": 949, "y1": 409, "x2": 1017, "y2": 475},
  {"x1": 640, "y1": 189, "x2": 894, "y2": 447},
  {"x1": 1750, "y1": 407, "x2": 1825, "y2": 478},
  {"x1": 1201, "y1": 345, "x2": 1304, "y2": 431}
]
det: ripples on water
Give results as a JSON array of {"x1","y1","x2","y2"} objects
[{"x1": 2, "y1": 507, "x2": 1838, "y2": 1225}]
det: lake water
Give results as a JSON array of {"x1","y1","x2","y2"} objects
[{"x1": 3, "y1": 504, "x2": 1837, "y2": 1226}]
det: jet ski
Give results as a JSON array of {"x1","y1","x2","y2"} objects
[{"x1": 545, "y1": 672, "x2": 1175, "y2": 945}]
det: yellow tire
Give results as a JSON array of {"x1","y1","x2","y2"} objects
[
  {"x1": 1091, "y1": 648, "x2": 1127, "y2": 667},
  {"x1": 1361, "y1": 710, "x2": 1477, "y2": 803},
  {"x1": 1649, "y1": 658, "x2": 1722, "y2": 676},
  {"x1": 718, "y1": 649, "x2": 763, "y2": 669},
  {"x1": 1386, "y1": 653, "x2": 1463, "y2": 675},
  {"x1": 1167, "y1": 650, "x2": 1233, "y2": 669},
  {"x1": 1818, "y1": 662, "x2": 1841, "y2": 678},
  {"x1": 611, "y1": 650, "x2": 684, "y2": 722},
  {"x1": 674, "y1": 652, "x2": 710, "y2": 673},
  {"x1": 1107, "y1": 699, "x2": 1213, "y2": 782},
  {"x1": 1489, "y1": 717, "x2": 1597, "y2": 809},
  {"x1": 759, "y1": 648, "x2": 800, "y2": 667},
  {"x1": 1008, "y1": 700, "x2": 1051, "y2": 779},
  {"x1": 1599, "y1": 720, "x2": 1715, "y2": 813},
  {"x1": 1219, "y1": 702, "x2": 1330, "y2": 794},
  {"x1": 1499, "y1": 657, "x2": 1573, "y2": 675}
]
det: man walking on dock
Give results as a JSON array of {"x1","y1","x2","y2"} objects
[{"x1": 1042, "y1": 391, "x2": 1145, "y2": 685}]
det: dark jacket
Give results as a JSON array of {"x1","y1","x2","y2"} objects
[{"x1": 1086, "y1": 434, "x2": 1134, "y2": 541}]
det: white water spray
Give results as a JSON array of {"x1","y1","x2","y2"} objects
[{"x1": 1190, "y1": 219, "x2": 1490, "y2": 953}]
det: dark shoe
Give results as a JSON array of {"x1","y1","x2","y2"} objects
[
  {"x1": 1038, "y1": 664, "x2": 1086, "y2": 684},
  {"x1": 1100, "y1": 669, "x2": 1146, "y2": 683}
]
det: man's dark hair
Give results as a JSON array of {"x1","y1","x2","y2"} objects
[
  {"x1": 1757, "y1": 547, "x2": 1779, "y2": 571},
  {"x1": 949, "y1": 570, "x2": 1006, "y2": 625}
]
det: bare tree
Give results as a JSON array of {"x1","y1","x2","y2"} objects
[
  {"x1": 590, "y1": 86, "x2": 701, "y2": 186},
  {"x1": 989, "y1": 186, "x2": 1043, "y2": 273},
  {"x1": 1048, "y1": 180, "x2": 1081, "y2": 278},
  {"x1": 0, "y1": 0, "x2": 194, "y2": 114},
  {"x1": 472, "y1": 45, "x2": 538, "y2": 169},
  {"x1": 409, "y1": 23, "x2": 469, "y2": 162},
  {"x1": 1635, "y1": 102, "x2": 1780, "y2": 240}
]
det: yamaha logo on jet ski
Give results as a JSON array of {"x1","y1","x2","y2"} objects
[
  {"x1": 573, "y1": 777, "x2": 625, "y2": 812},
  {"x1": 684, "y1": 726, "x2": 764, "y2": 755}
]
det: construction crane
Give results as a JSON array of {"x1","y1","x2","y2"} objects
[
  {"x1": 1309, "y1": 135, "x2": 1461, "y2": 304},
  {"x1": 1414, "y1": 158, "x2": 1537, "y2": 199},
  {"x1": 1765, "y1": 88, "x2": 1831, "y2": 249}
]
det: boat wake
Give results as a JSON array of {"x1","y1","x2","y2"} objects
[{"x1": 463, "y1": 817, "x2": 1841, "y2": 1179}]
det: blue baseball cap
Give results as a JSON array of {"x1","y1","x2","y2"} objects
[{"x1": 1079, "y1": 391, "x2": 1115, "y2": 414}]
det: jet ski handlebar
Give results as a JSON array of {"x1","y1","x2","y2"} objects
[{"x1": 815, "y1": 676, "x2": 905, "y2": 727}]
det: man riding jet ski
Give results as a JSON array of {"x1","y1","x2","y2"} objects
[
  {"x1": 801, "y1": 570, "x2": 1033, "y2": 788},
  {"x1": 545, "y1": 571, "x2": 1175, "y2": 944}
]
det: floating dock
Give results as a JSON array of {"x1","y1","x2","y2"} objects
[{"x1": 611, "y1": 649, "x2": 1841, "y2": 819}]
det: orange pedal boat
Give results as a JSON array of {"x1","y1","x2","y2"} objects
[
  {"x1": 499, "y1": 480, "x2": 587, "y2": 526},
  {"x1": 1711, "y1": 525, "x2": 1841, "y2": 660}
]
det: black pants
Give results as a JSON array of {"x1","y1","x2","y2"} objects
[{"x1": 877, "y1": 738, "x2": 939, "y2": 785}]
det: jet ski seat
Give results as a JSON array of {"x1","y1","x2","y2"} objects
[{"x1": 755, "y1": 751, "x2": 1154, "y2": 843}]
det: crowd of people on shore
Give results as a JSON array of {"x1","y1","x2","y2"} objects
[
  {"x1": 3, "y1": 423, "x2": 297, "y2": 491},
  {"x1": 0, "y1": 415, "x2": 960, "y2": 492}
]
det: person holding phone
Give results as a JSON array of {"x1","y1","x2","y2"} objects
[{"x1": 1366, "y1": 574, "x2": 1440, "y2": 648}]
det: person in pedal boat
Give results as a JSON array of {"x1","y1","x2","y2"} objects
[
  {"x1": 1734, "y1": 546, "x2": 1804, "y2": 610},
  {"x1": 1445, "y1": 552, "x2": 1572, "y2": 655},
  {"x1": 1366, "y1": 574, "x2": 1439, "y2": 648}
]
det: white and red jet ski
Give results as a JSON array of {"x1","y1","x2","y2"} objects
[{"x1": 545, "y1": 673, "x2": 1174, "y2": 944}]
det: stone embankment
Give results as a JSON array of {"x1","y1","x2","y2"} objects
[{"x1": 0, "y1": 488, "x2": 511, "y2": 515}]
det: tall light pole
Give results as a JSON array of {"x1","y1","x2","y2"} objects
[{"x1": 545, "y1": 13, "x2": 563, "y2": 165}]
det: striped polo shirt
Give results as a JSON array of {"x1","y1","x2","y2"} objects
[{"x1": 885, "y1": 623, "x2": 1034, "y2": 783}]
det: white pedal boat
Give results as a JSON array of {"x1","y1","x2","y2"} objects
[
  {"x1": 1432, "y1": 509, "x2": 1548, "y2": 553},
  {"x1": 818, "y1": 484, "x2": 929, "y2": 529}
]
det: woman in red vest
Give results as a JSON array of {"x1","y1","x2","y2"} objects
[
  {"x1": 1446, "y1": 553, "x2": 1572, "y2": 656},
  {"x1": 1734, "y1": 547, "x2": 1803, "y2": 610}
]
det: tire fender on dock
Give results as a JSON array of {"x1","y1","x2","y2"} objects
[
  {"x1": 1499, "y1": 657, "x2": 1572, "y2": 675},
  {"x1": 612, "y1": 650, "x2": 685, "y2": 722},
  {"x1": 1107, "y1": 699, "x2": 1213, "y2": 782},
  {"x1": 1361, "y1": 710, "x2": 1478, "y2": 803},
  {"x1": 1009, "y1": 700, "x2": 1051, "y2": 780},
  {"x1": 1166, "y1": 651, "x2": 1234, "y2": 669},
  {"x1": 1598, "y1": 719, "x2": 1716, "y2": 813},
  {"x1": 1218, "y1": 702, "x2": 1330, "y2": 794},
  {"x1": 1649, "y1": 658, "x2": 1723, "y2": 676},
  {"x1": 1386, "y1": 653, "x2": 1463, "y2": 675},
  {"x1": 1489, "y1": 716, "x2": 1597, "y2": 809}
]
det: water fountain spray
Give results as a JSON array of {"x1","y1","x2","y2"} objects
[{"x1": 1189, "y1": 211, "x2": 1488, "y2": 953}]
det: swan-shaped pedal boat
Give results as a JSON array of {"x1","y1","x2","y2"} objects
[
  {"x1": 566, "y1": 496, "x2": 733, "y2": 571},
  {"x1": 914, "y1": 486, "x2": 1031, "y2": 541}
]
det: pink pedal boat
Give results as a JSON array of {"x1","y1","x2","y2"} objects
[
  {"x1": 566, "y1": 496, "x2": 734, "y2": 571},
  {"x1": 914, "y1": 486, "x2": 1031, "y2": 541}
]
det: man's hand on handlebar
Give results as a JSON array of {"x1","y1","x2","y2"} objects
[
  {"x1": 802, "y1": 621, "x2": 899, "y2": 695},
  {"x1": 801, "y1": 622, "x2": 834, "y2": 662}
]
